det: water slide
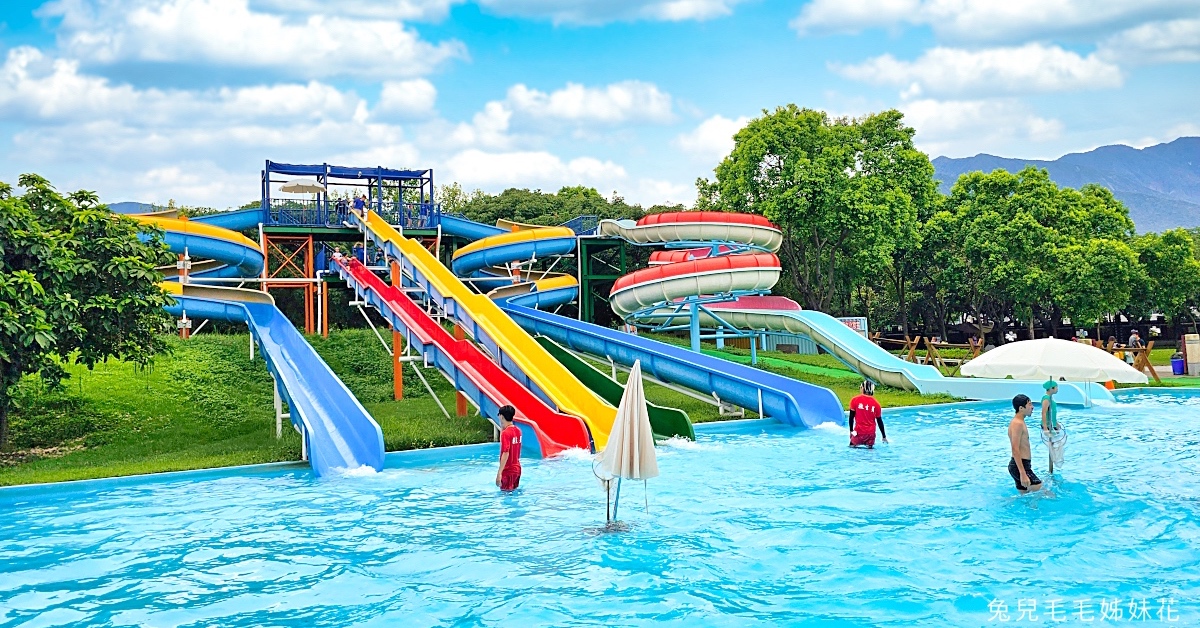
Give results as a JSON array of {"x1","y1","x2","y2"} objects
[
  {"x1": 333, "y1": 254, "x2": 592, "y2": 457},
  {"x1": 535, "y1": 337, "x2": 694, "y2": 441},
  {"x1": 600, "y1": 213, "x2": 1112, "y2": 406},
  {"x1": 349, "y1": 210, "x2": 617, "y2": 450},
  {"x1": 437, "y1": 214, "x2": 844, "y2": 429},
  {"x1": 136, "y1": 212, "x2": 385, "y2": 476}
]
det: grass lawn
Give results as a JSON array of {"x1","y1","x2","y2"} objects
[{"x1": 0, "y1": 331, "x2": 490, "y2": 487}]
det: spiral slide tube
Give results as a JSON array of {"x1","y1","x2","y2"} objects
[
  {"x1": 140, "y1": 213, "x2": 385, "y2": 476},
  {"x1": 600, "y1": 212, "x2": 1111, "y2": 406}
]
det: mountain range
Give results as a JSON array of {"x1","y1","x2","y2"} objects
[{"x1": 932, "y1": 136, "x2": 1200, "y2": 233}]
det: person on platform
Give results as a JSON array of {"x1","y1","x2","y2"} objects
[
  {"x1": 849, "y1": 380, "x2": 888, "y2": 448},
  {"x1": 495, "y1": 405, "x2": 522, "y2": 492},
  {"x1": 352, "y1": 193, "x2": 366, "y2": 214}
]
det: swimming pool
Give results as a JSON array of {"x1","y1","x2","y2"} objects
[{"x1": 2, "y1": 390, "x2": 1197, "y2": 626}]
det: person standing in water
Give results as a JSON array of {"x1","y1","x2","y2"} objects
[
  {"x1": 495, "y1": 405, "x2": 522, "y2": 492},
  {"x1": 849, "y1": 380, "x2": 888, "y2": 448},
  {"x1": 1007, "y1": 394, "x2": 1043, "y2": 493},
  {"x1": 1041, "y1": 380, "x2": 1060, "y2": 432}
]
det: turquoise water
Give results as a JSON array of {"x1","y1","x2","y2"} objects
[{"x1": 2, "y1": 391, "x2": 1198, "y2": 627}]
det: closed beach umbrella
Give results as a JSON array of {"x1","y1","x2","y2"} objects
[
  {"x1": 279, "y1": 179, "x2": 325, "y2": 194},
  {"x1": 961, "y1": 338, "x2": 1148, "y2": 384},
  {"x1": 597, "y1": 360, "x2": 658, "y2": 521}
]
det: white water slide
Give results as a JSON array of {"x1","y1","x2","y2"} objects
[{"x1": 600, "y1": 215, "x2": 1112, "y2": 406}]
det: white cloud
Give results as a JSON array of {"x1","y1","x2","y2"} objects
[
  {"x1": 674, "y1": 114, "x2": 748, "y2": 160},
  {"x1": 476, "y1": 0, "x2": 745, "y2": 24},
  {"x1": 375, "y1": 79, "x2": 438, "y2": 119},
  {"x1": 835, "y1": 44, "x2": 1123, "y2": 97},
  {"x1": 1099, "y1": 19, "x2": 1200, "y2": 65},
  {"x1": 0, "y1": 47, "x2": 364, "y2": 124},
  {"x1": 792, "y1": 0, "x2": 1200, "y2": 43},
  {"x1": 506, "y1": 81, "x2": 673, "y2": 124},
  {"x1": 252, "y1": 0, "x2": 461, "y2": 21},
  {"x1": 902, "y1": 98, "x2": 1065, "y2": 157},
  {"x1": 442, "y1": 148, "x2": 626, "y2": 190},
  {"x1": 40, "y1": 0, "x2": 466, "y2": 78}
]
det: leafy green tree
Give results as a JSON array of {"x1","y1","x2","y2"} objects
[
  {"x1": 0, "y1": 175, "x2": 174, "y2": 446},
  {"x1": 1131, "y1": 229, "x2": 1200, "y2": 328},
  {"x1": 711, "y1": 106, "x2": 934, "y2": 312},
  {"x1": 1053, "y1": 239, "x2": 1141, "y2": 332}
]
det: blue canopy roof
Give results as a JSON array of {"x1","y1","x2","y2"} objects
[{"x1": 265, "y1": 161, "x2": 431, "y2": 182}]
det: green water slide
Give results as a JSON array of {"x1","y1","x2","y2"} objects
[{"x1": 535, "y1": 336, "x2": 695, "y2": 441}]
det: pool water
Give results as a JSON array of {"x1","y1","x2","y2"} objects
[{"x1": 2, "y1": 391, "x2": 1198, "y2": 627}]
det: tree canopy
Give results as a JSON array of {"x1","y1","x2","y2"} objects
[{"x1": 0, "y1": 175, "x2": 174, "y2": 445}]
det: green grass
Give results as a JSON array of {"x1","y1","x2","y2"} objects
[{"x1": 0, "y1": 330, "x2": 491, "y2": 487}]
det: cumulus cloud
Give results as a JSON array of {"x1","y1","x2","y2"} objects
[
  {"x1": 674, "y1": 114, "x2": 749, "y2": 160},
  {"x1": 476, "y1": 0, "x2": 746, "y2": 24},
  {"x1": 901, "y1": 98, "x2": 1065, "y2": 158},
  {"x1": 1099, "y1": 18, "x2": 1200, "y2": 65},
  {"x1": 835, "y1": 44, "x2": 1123, "y2": 97},
  {"x1": 792, "y1": 0, "x2": 1199, "y2": 43},
  {"x1": 252, "y1": 0, "x2": 461, "y2": 21},
  {"x1": 442, "y1": 148, "x2": 626, "y2": 190},
  {"x1": 375, "y1": 79, "x2": 438, "y2": 119},
  {"x1": 506, "y1": 81, "x2": 673, "y2": 124},
  {"x1": 40, "y1": 0, "x2": 466, "y2": 78}
]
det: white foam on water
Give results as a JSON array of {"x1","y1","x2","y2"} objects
[
  {"x1": 813, "y1": 421, "x2": 849, "y2": 434},
  {"x1": 331, "y1": 464, "x2": 379, "y2": 478},
  {"x1": 553, "y1": 447, "x2": 595, "y2": 462},
  {"x1": 659, "y1": 436, "x2": 706, "y2": 450}
]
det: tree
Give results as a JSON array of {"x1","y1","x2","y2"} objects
[
  {"x1": 711, "y1": 106, "x2": 935, "y2": 312},
  {"x1": 0, "y1": 175, "x2": 174, "y2": 446},
  {"x1": 1132, "y1": 229, "x2": 1200, "y2": 328}
]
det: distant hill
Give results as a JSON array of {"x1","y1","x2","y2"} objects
[{"x1": 932, "y1": 137, "x2": 1200, "y2": 233}]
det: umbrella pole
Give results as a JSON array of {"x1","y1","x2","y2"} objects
[
  {"x1": 606, "y1": 480, "x2": 611, "y2": 523},
  {"x1": 613, "y1": 478, "x2": 623, "y2": 521}
]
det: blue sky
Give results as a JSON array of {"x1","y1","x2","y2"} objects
[{"x1": 1, "y1": 0, "x2": 1198, "y2": 208}]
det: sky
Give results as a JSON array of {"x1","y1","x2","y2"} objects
[{"x1": 1, "y1": 0, "x2": 1198, "y2": 209}]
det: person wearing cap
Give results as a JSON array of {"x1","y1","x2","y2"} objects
[
  {"x1": 495, "y1": 405, "x2": 523, "y2": 492},
  {"x1": 848, "y1": 380, "x2": 888, "y2": 448},
  {"x1": 1040, "y1": 380, "x2": 1060, "y2": 432}
]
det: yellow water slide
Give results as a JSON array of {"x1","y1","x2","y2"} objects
[{"x1": 357, "y1": 211, "x2": 616, "y2": 449}]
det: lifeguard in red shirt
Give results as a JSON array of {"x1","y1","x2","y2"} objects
[
  {"x1": 495, "y1": 405, "x2": 523, "y2": 491},
  {"x1": 849, "y1": 380, "x2": 888, "y2": 448}
]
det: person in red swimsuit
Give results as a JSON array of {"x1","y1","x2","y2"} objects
[
  {"x1": 495, "y1": 405, "x2": 522, "y2": 491},
  {"x1": 849, "y1": 380, "x2": 888, "y2": 448}
]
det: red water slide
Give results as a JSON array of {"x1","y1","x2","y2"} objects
[{"x1": 336, "y1": 256, "x2": 593, "y2": 457}]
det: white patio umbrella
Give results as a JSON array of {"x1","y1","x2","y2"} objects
[
  {"x1": 961, "y1": 338, "x2": 1148, "y2": 384},
  {"x1": 596, "y1": 360, "x2": 658, "y2": 522},
  {"x1": 279, "y1": 179, "x2": 325, "y2": 194}
]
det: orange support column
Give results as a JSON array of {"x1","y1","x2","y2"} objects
[
  {"x1": 304, "y1": 235, "x2": 315, "y2": 334},
  {"x1": 390, "y1": 262, "x2": 404, "y2": 401},
  {"x1": 453, "y1": 324, "x2": 468, "y2": 417}
]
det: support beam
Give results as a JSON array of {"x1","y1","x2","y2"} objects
[
  {"x1": 391, "y1": 261, "x2": 404, "y2": 401},
  {"x1": 453, "y1": 324, "x2": 468, "y2": 417}
]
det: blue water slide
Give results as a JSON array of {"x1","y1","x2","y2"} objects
[
  {"x1": 499, "y1": 300, "x2": 846, "y2": 428},
  {"x1": 192, "y1": 207, "x2": 266, "y2": 232},
  {"x1": 165, "y1": 295, "x2": 385, "y2": 475},
  {"x1": 439, "y1": 214, "x2": 506, "y2": 240}
]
